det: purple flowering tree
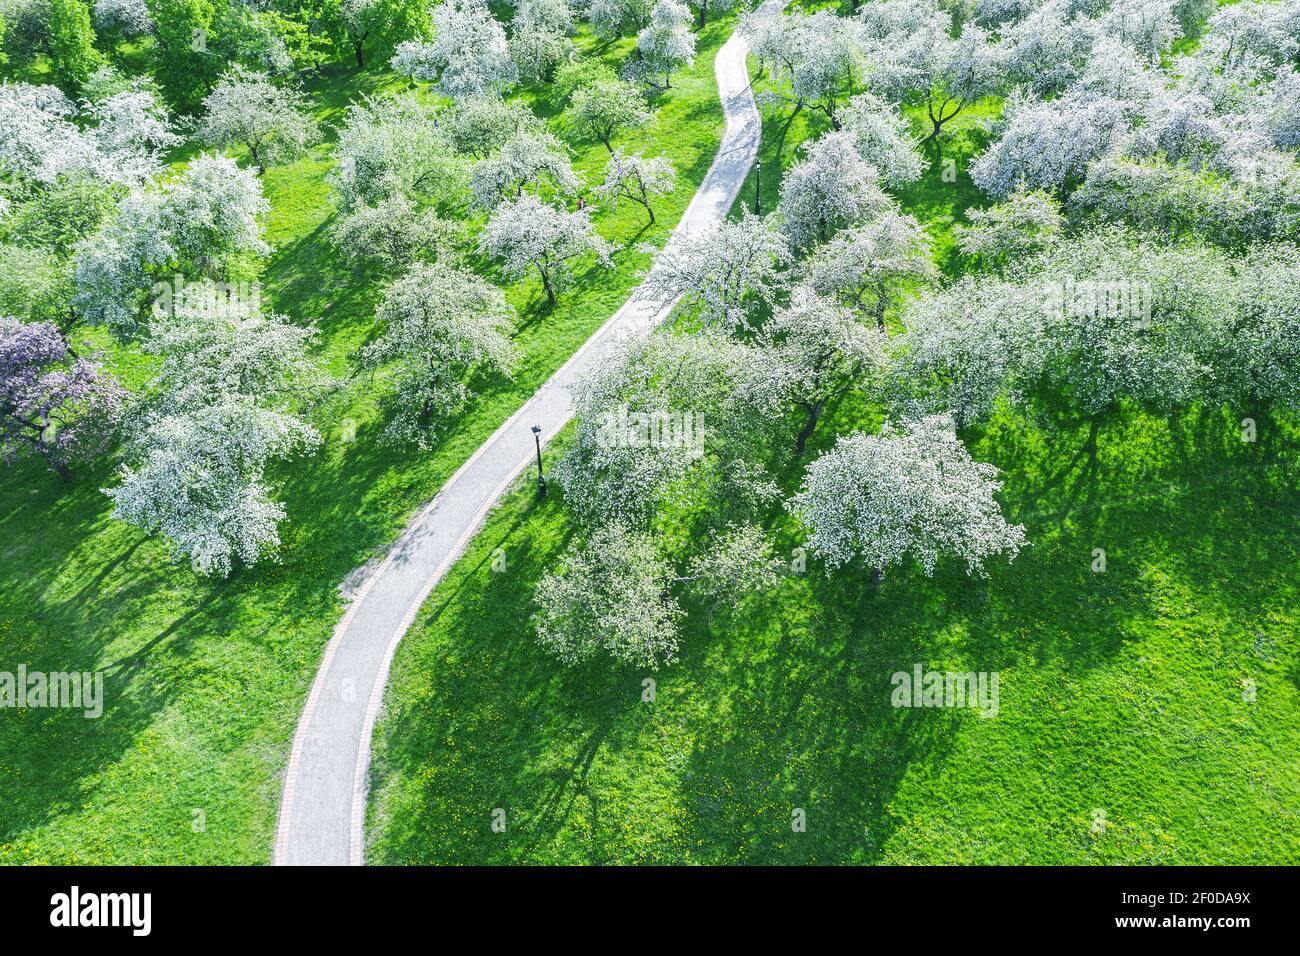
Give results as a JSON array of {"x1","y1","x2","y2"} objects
[{"x1": 0, "y1": 318, "x2": 126, "y2": 479}]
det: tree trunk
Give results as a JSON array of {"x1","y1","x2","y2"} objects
[
  {"x1": 40, "y1": 439, "x2": 72, "y2": 480},
  {"x1": 355, "y1": 42, "x2": 365, "y2": 68},
  {"x1": 635, "y1": 185, "x2": 656, "y2": 224},
  {"x1": 874, "y1": 296, "x2": 887, "y2": 332},
  {"x1": 795, "y1": 397, "x2": 826, "y2": 455},
  {"x1": 698, "y1": 5, "x2": 707, "y2": 27},
  {"x1": 539, "y1": 266, "x2": 557, "y2": 306}
]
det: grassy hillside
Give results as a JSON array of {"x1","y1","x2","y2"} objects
[{"x1": 0, "y1": 18, "x2": 739, "y2": 864}]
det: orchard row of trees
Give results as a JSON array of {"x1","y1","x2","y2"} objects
[
  {"x1": 741, "y1": 0, "x2": 1300, "y2": 245},
  {"x1": 2, "y1": 0, "x2": 427, "y2": 106},
  {"x1": 527, "y1": 0, "x2": 1300, "y2": 669},
  {"x1": 1, "y1": 0, "x2": 726, "y2": 110},
  {"x1": 1, "y1": 0, "x2": 722, "y2": 573}
]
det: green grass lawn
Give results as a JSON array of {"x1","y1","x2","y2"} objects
[
  {"x1": 0, "y1": 17, "x2": 739, "y2": 864},
  {"x1": 367, "y1": 404, "x2": 1300, "y2": 864},
  {"x1": 365, "y1": 39, "x2": 1300, "y2": 864}
]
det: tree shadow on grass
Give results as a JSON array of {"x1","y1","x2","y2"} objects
[
  {"x1": 365, "y1": 483, "x2": 629, "y2": 863},
  {"x1": 0, "y1": 547, "x2": 230, "y2": 846},
  {"x1": 363, "y1": 398, "x2": 1300, "y2": 864},
  {"x1": 672, "y1": 441, "x2": 1300, "y2": 863},
  {"x1": 262, "y1": 217, "x2": 383, "y2": 345}
]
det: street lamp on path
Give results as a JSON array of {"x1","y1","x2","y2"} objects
[
  {"x1": 531, "y1": 425, "x2": 547, "y2": 497},
  {"x1": 754, "y1": 160, "x2": 762, "y2": 216}
]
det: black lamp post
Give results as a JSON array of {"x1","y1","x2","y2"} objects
[
  {"x1": 754, "y1": 160, "x2": 761, "y2": 216},
  {"x1": 531, "y1": 425, "x2": 547, "y2": 497}
]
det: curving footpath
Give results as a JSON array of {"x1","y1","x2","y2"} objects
[{"x1": 274, "y1": 0, "x2": 787, "y2": 866}]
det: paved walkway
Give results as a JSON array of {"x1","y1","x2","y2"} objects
[{"x1": 273, "y1": 1, "x2": 786, "y2": 865}]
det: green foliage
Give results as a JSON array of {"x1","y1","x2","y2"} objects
[
  {"x1": 47, "y1": 0, "x2": 101, "y2": 94},
  {"x1": 146, "y1": 0, "x2": 220, "y2": 110},
  {"x1": 552, "y1": 57, "x2": 618, "y2": 103},
  {"x1": 243, "y1": 8, "x2": 331, "y2": 73},
  {"x1": 1, "y1": 175, "x2": 121, "y2": 255},
  {"x1": 0, "y1": 244, "x2": 75, "y2": 326},
  {"x1": 344, "y1": 0, "x2": 431, "y2": 68}
]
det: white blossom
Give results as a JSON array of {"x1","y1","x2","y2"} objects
[
  {"x1": 1072, "y1": 150, "x2": 1300, "y2": 245},
  {"x1": 955, "y1": 188, "x2": 1064, "y2": 269},
  {"x1": 682, "y1": 0, "x2": 739, "y2": 28},
  {"x1": 1029, "y1": 229, "x2": 1240, "y2": 417},
  {"x1": 745, "y1": 9, "x2": 867, "y2": 125},
  {"x1": 360, "y1": 263, "x2": 519, "y2": 447},
  {"x1": 859, "y1": 3, "x2": 1007, "y2": 139},
  {"x1": 1175, "y1": 43, "x2": 1267, "y2": 113},
  {"x1": 594, "y1": 148, "x2": 675, "y2": 223},
  {"x1": 106, "y1": 285, "x2": 325, "y2": 577},
  {"x1": 837, "y1": 92, "x2": 924, "y2": 187},
  {"x1": 0, "y1": 83, "x2": 88, "y2": 185},
  {"x1": 1072, "y1": 36, "x2": 1164, "y2": 103},
  {"x1": 107, "y1": 407, "x2": 316, "y2": 576},
  {"x1": 533, "y1": 523, "x2": 685, "y2": 668},
  {"x1": 477, "y1": 194, "x2": 613, "y2": 305},
  {"x1": 330, "y1": 195, "x2": 461, "y2": 274},
  {"x1": 563, "y1": 76, "x2": 651, "y2": 153},
  {"x1": 330, "y1": 94, "x2": 460, "y2": 209},
  {"x1": 776, "y1": 130, "x2": 891, "y2": 252},
  {"x1": 890, "y1": 276, "x2": 1051, "y2": 424},
  {"x1": 802, "y1": 209, "x2": 936, "y2": 329},
  {"x1": 516, "y1": 0, "x2": 575, "y2": 33},
  {"x1": 553, "y1": 328, "x2": 780, "y2": 525},
  {"x1": 86, "y1": 86, "x2": 180, "y2": 164},
  {"x1": 633, "y1": 0, "x2": 696, "y2": 90},
  {"x1": 757, "y1": 286, "x2": 887, "y2": 452},
  {"x1": 970, "y1": 91, "x2": 1134, "y2": 198},
  {"x1": 1100, "y1": 0, "x2": 1181, "y2": 59},
  {"x1": 92, "y1": 0, "x2": 153, "y2": 36},
  {"x1": 1264, "y1": 67, "x2": 1300, "y2": 150},
  {"x1": 1003, "y1": 1, "x2": 1098, "y2": 96},
  {"x1": 683, "y1": 522, "x2": 783, "y2": 605},
  {"x1": 972, "y1": 0, "x2": 1038, "y2": 28},
  {"x1": 639, "y1": 209, "x2": 789, "y2": 332},
  {"x1": 196, "y1": 67, "x2": 322, "y2": 170},
  {"x1": 585, "y1": 0, "x2": 653, "y2": 39},
  {"x1": 789, "y1": 415, "x2": 1027, "y2": 576},
  {"x1": 391, "y1": 0, "x2": 518, "y2": 100},
  {"x1": 893, "y1": 230, "x2": 1243, "y2": 422},
  {"x1": 469, "y1": 131, "x2": 579, "y2": 212},
  {"x1": 1128, "y1": 91, "x2": 1268, "y2": 178},
  {"x1": 1227, "y1": 242, "x2": 1300, "y2": 409},
  {"x1": 74, "y1": 155, "x2": 270, "y2": 337},
  {"x1": 509, "y1": 0, "x2": 575, "y2": 82},
  {"x1": 1203, "y1": 0, "x2": 1299, "y2": 72},
  {"x1": 442, "y1": 96, "x2": 543, "y2": 160}
]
